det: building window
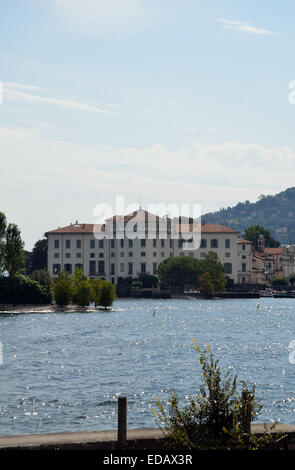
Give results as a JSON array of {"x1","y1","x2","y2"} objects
[
  {"x1": 170, "y1": 239, "x2": 173, "y2": 248},
  {"x1": 242, "y1": 255, "x2": 246, "y2": 259},
  {"x1": 141, "y1": 262, "x2": 146, "y2": 274},
  {"x1": 153, "y1": 239, "x2": 157, "y2": 247},
  {"x1": 76, "y1": 239, "x2": 81, "y2": 249},
  {"x1": 99, "y1": 253, "x2": 104, "y2": 258},
  {"x1": 225, "y1": 252, "x2": 231, "y2": 257},
  {"x1": 54, "y1": 239, "x2": 59, "y2": 249},
  {"x1": 53, "y1": 263, "x2": 61, "y2": 274},
  {"x1": 64, "y1": 263, "x2": 72, "y2": 273},
  {"x1": 65, "y1": 239, "x2": 71, "y2": 249},
  {"x1": 180, "y1": 252, "x2": 184, "y2": 256},
  {"x1": 76, "y1": 253, "x2": 82, "y2": 258},
  {"x1": 200, "y1": 239, "x2": 207, "y2": 248},
  {"x1": 242, "y1": 263, "x2": 246, "y2": 272},
  {"x1": 54, "y1": 253, "x2": 59, "y2": 258},
  {"x1": 128, "y1": 262, "x2": 133, "y2": 275},
  {"x1": 161, "y1": 252, "x2": 165, "y2": 257},
  {"x1": 153, "y1": 252, "x2": 157, "y2": 257},
  {"x1": 211, "y1": 239, "x2": 218, "y2": 249},
  {"x1": 75, "y1": 263, "x2": 83, "y2": 271},
  {"x1": 200, "y1": 252, "x2": 206, "y2": 258},
  {"x1": 225, "y1": 239, "x2": 230, "y2": 249},
  {"x1": 89, "y1": 261, "x2": 96, "y2": 275},
  {"x1": 111, "y1": 239, "x2": 115, "y2": 249},
  {"x1": 99, "y1": 239, "x2": 104, "y2": 249},
  {"x1": 178, "y1": 239, "x2": 184, "y2": 248},
  {"x1": 129, "y1": 239, "x2": 133, "y2": 248},
  {"x1": 141, "y1": 239, "x2": 146, "y2": 247},
  {"x1": 161, "y1": 239, "x2": 165, "y2": 248},
  {"x1": 242, "y1": 245, "x2": 246, "y2": 251},
  {"x1": 98, "y1": 261, "x2": 105, "y2": 275},
  {"x1": 153, "y1": 262, "x2": 157, "y2": 274},
  {"x1": 90, "y1": 239, "x2": 95, "y2": 249},
  {"x1": 141, "y1": 252, "x2": 146, "y2": 257},
  {"x1": 111, "y1": 252, "x2": 115, "y2": 258},
  {"x1": 65, "y1": 253, "x2": 71, "y2": 258},
  {"x1": 110, "y1": 263, "x2": 115, "y2": 275},
  {"x1": 128, "y1": 252, "x2": 133, "y2": 257},
  {"x1": 224, "y1": 263, "x2": 232, "y2": 275},
  {"x1": 90, "y1": 253, "x2": 95, "y2": 258},
  {"x1": 189, "y1": 252, "x2": 194, "y2": 257},
  {"x1": 120, "y1": 263, "x2": 124, "y2": 273},
  {"x1": 120, "y1": 239, "x2": 124, "y2": 248},
  {"x1": 111, "y1": 277, "x2": 115, "y2": 284}
]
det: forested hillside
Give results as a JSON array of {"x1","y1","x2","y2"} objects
[{"x1": 203, "y1": 187, "x2": 295, "y2": 244}]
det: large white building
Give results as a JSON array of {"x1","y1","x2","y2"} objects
[{"x1": 46, "y1": 208, "x2": 247, "y2": 284}]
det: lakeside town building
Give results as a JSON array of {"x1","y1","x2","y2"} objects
[
  {"x1": 46, "y1": 209, "x2": 295, "y2": 285},
  {"x1": 46, "y1": 208, "x2": 244, "y2": 284}
]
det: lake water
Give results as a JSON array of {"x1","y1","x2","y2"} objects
[{"x1": 1, "y1": 298, "x2": 295, "y2": 436}]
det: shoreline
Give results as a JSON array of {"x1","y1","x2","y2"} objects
[{"x1": 0, "y1": 304, "x2": 112, "y2": 314}]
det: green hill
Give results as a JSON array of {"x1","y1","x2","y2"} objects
[{"x1": 203, "y1": 187, "x2": 295, "y2": 245}]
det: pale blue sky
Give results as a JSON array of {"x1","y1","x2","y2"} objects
[{"x1": 1, "y1": 1, "x2": 295, "y2": 249}]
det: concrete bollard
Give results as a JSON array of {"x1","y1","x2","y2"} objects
[{"x1": 117, "y1": 396, "x2": 127, "y2": 448}]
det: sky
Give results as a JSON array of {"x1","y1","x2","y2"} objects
[{"x1": 1, "y1": 0, "x2": 295, "y2": 250}]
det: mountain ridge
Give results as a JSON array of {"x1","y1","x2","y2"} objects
[{"x1": 202, "y1": 187, "x2": 295, "y2": 245}]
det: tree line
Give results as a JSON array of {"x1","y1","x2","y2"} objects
[{"x1": 0, "y1": 211, "x2": 116, "y2": 308}]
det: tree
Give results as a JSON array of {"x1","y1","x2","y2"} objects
[
  {"x1": 31, "y1": 269, "x2": 53, "y2": 301},
  {"x1": 90, "y1": 277, "x2": 104, "y2": 307},
  {"x1": 158, "y1": 256, "x2": 201, "y2": 292},
  {"x1": 4, "y1": 223, "x2": 25, "y2": 277},
  {"x1": 243, "y1": 225, "x2": 280, "y2": 250},
  {"x1": 75, "y1": 279, "x2": 92, "y2": 307},
  {"x1": 72, "y1": 267, "x2": 88, "y2": 304},
  {"x1": 199, "y1": 272, "x2": 215, "y2": 297},
  {"x1": 155, "y1": 343, "x2": 282, "y2": 450},
  {"x1": 26, "y1": 238, "x2": 48, "y2": 275},
  {"x1": 289, "y1": 274, "x2": 295, "y2": 286},
  {"x1": 199, "y1": 251, "x2": 226, "y2": 294},
  {"x1": 0, "y1": 212, "x2": 7, "y2": 275},
  {"x1": 99, "y1": 281, "x2": 116, "y2": 309},
  {"x1": 271, "y1": 277, "x2": 289, "y2": 287},
  {"x1": 53, "y1": 271, "x2": 73, "y2": 306}
]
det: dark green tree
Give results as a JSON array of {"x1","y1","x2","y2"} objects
[
  {"x1": 99, "y1": 281, "x2": 116, "y2": 309},
  {"x1": 199, "y1": 251, "x2": 226, "y2": 294},
  {"x1": 158, "y1": 256, "x2": 201, "y2": 291},
  {"x1": 90, "y1": 277, "x2": 104, "y2": 307},
  {"x1": 199, "y1": 272, "x2": 215, "y2": 297},
  {"x1": 4, "y1": 223, "x2": 25, "y2": 277},
  {"x1": 0, "y1": 212, "x2": 7, "y2": 275},
  {"x1": 53, "y1": 271, "x2": 73, "y2": 306},
  {"x1": 26, "y1": 238, "x2": 48, "y2": 275},
  {"x1": 243, "y1": 225, "x2": 280, "y2": 250}
]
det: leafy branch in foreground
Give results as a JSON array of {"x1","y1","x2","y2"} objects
[{"x1": 154, "y1": 340, "x2": 284, "y2": 450}]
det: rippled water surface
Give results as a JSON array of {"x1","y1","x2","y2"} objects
[{"x1": 1, "y1": 298, "x2": 295, "y2": 436}]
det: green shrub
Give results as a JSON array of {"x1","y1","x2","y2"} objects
[
  {"x1": 271, "y1": 277, "x2": 289, "y2": 287},
  {"x1": 53, "y1": 271, "x2": 73, "y2": 306},
  {"x1": 155, "y1": 341, "x2": 283, "y2": 450},
  {"x1": 99, "y1": 281, "x2": 116, "y2": 308},
  {"x1": 0, "y1": 275, "x2": 52, "y2": 304}
]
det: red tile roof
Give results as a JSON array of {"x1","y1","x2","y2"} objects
[
  {"x1": 237, "y1": 238, "x2": 252, "y2": 244},
  {"x1": 45, "y1": 223, "x2": 104, "y2": 234}
]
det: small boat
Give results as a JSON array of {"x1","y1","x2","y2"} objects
[{"x1": 259, "y1": 290, "x2": 274, "y2": 297}]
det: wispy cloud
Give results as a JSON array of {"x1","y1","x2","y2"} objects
[
  {"x1": 217, "y1": 19, "x2": 277, "y2": 36},
  {"x1": 4, "y1": 82, "x2": 121, "y2": 116},
  {"x1": 53, "y1": 0, "x2": 143, "y2": 35}
]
